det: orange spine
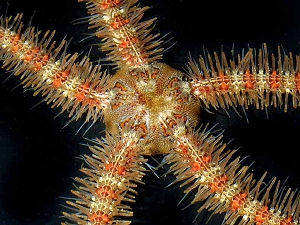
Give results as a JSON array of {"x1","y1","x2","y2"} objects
[
  {"x1": 188, "y1": 44, "x2": 300, "y2": 112},
  {"x1": 79, "y1": 0, "x2": 163, "y2": 68},
  {"x1": 166, "y1": 126, "x2": 300, "y2": 225},
  {"x1": 0, "y1": 14, "x2": 109, "y2": 124}
]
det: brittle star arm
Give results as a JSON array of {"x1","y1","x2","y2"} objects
[
  {"x1": 165, "y1": 125, "x2": 300, "y2": 225},
  {"x1": 187, "y1": 44, "x2": 300, "y2": 113},
  {"x1": 62, "y1": 131, "x2": 148, "y2": 225},
  {"x1": 79, "y1": 0, "x2": 164, "y2": 68},
  {"x1": 0, "y1": 14, "x2": 109, "y2": 125}
]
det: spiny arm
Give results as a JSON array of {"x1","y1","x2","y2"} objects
[
  {"x1": 0, "y1": 14, "x2": 109, "y2": 124},
  {"x1": 187, "y1": 44, "x2": 300, "y2": 112},
  {"x1": 80, "y1": 0, "x2": 164, "y2": 68},
  {"x1": 166, "y1": 125, "x2": 300, "y2": 225},
  {"x1": 62, "y1": 132, "x2": 147, "y2": 225}
]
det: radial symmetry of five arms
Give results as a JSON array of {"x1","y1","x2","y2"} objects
[{"x1": 0, "y1": 0, "x2": 299, "y2": 224}]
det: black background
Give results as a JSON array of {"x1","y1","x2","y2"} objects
[{"x1": 1, "y1": 0, "x2": 300, "y2": 224}]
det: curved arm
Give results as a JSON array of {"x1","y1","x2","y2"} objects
[{"x1": 0, "y1": 14, "x2": 109, "y2": 125}]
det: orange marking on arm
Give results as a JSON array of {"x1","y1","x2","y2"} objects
[
  {"x1": 52, "y1": 70, "x2": 70, "y2": 88},
  {"x1": 61, "y1": 71, "x2": 70, "y2": 81},
  {"x1": 280, "y1": 217, "x2": 294, "y2": 225},
  {"x1": 210, "y1": 175, "x2": 228, "y2": 192},
  {"x1": 111, "y1": 17, "x2": 130, "y2": 29},
  {"x1": 178, "y1": 143, "x2": 189, "y2": 156},
  {"x1": 219, "y1": 83, "x2": 229, "y2": 90},
  {"x1": 295, "y1": 72, "x2": 300, "y2": 90},
  {"x1": 105, "y1": 163, "x2": 126, "y2": 175},
  {"x1": 190, "y1": 155, "x2": 211, "y2": 172},
  {"x1": 117, "y1": 165, "x2": 126, "y2": 175},
  {"x1": 33, "y1": 54, "x2": 50, "y2": 71},
  {"x1": 75, "y1": 92, "x2": 85, "y2": 101},
  {"x1": 99, "y1": 0, "x2": 121, "y2": 10},
  {"x1": 24, "y1": 55, "x2": 32, "y2": 63},
  {"x1": 217, "y1": 73, "x2": 230, "y2": 91},
  {"x1": 269, "y1": 71, "x2": 280, "y2": 89},
  {"x1": 24, "y1": 47, "x2": 40, "y2": 63},
  {"x1": 22, "y1": 47, "x2": 50, "y2": 71},
  {"x1": 191, "y1": 82, "x2": 213, "y2": 95},
  {"x1": 95, "y1": 186, "x2": 117, "y2": 200},
  {"x1": 119, "y1": 41, "x2": 129, "y2": 49},
  {"x1": 245, "y1": 82, "x2": 254, "y2": 89},
  {"x1": 202, "y1": 86, "x2": 212, "y2": 93},
  {"x1": 243, "y1": 71, "x2": 255, "y2": 89},
  {"x1": 191, "y1": 162, "x2": 201, "y2": 172},
  {"x1": 75, "y1": 83, "x2": 90, "y2": 101},
  {"x1": 12, "y1": 45, "x2": 20, "y2": 53},
  {"x1": 33, "y1": 64, "x2": 42, "y2": 71},
  {"x1": 52, "y1": 79, "x2": 62, "y2": 88},
  {"x1": 119, "y1": 37, "x2": 139, "y2": 49},
  {"x1": 11, "y1": 35, "x2": 21, "y2": 53},
  {"x1": 87, "y1": 98, "x2": 101, "y2": 106},
  {"x1": 126, "y1": 53, "x2": 147, "y2": 67},
  {"x1": 255, "y1": 206, "x2": 269, "y2": 225},
  {"x1": 79, "y1": 83, "x2": 90, "y2": 91},
  {"x1": 89, "y1": 211, "x2": 112, "y2": 224},
  {"x1": 230, "y1": 192, "x2": 248, "y2": 211}
]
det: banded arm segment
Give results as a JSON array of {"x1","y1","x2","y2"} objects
[
  {"x1": 79, "y1": 0, "x2": 164, "y2": 68},
  {"x1": 166, "y1": 126, "x2": 300, "y2": 225},
  {"x1": 187, "y1": 44, "x2": 300, "y2": 112},
  {"x1": 0, "y1": 14, "x2": 109, "y2": 124},
  {"x1": 62, "y1": 132, "x2": 147, "y2": 225}
]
